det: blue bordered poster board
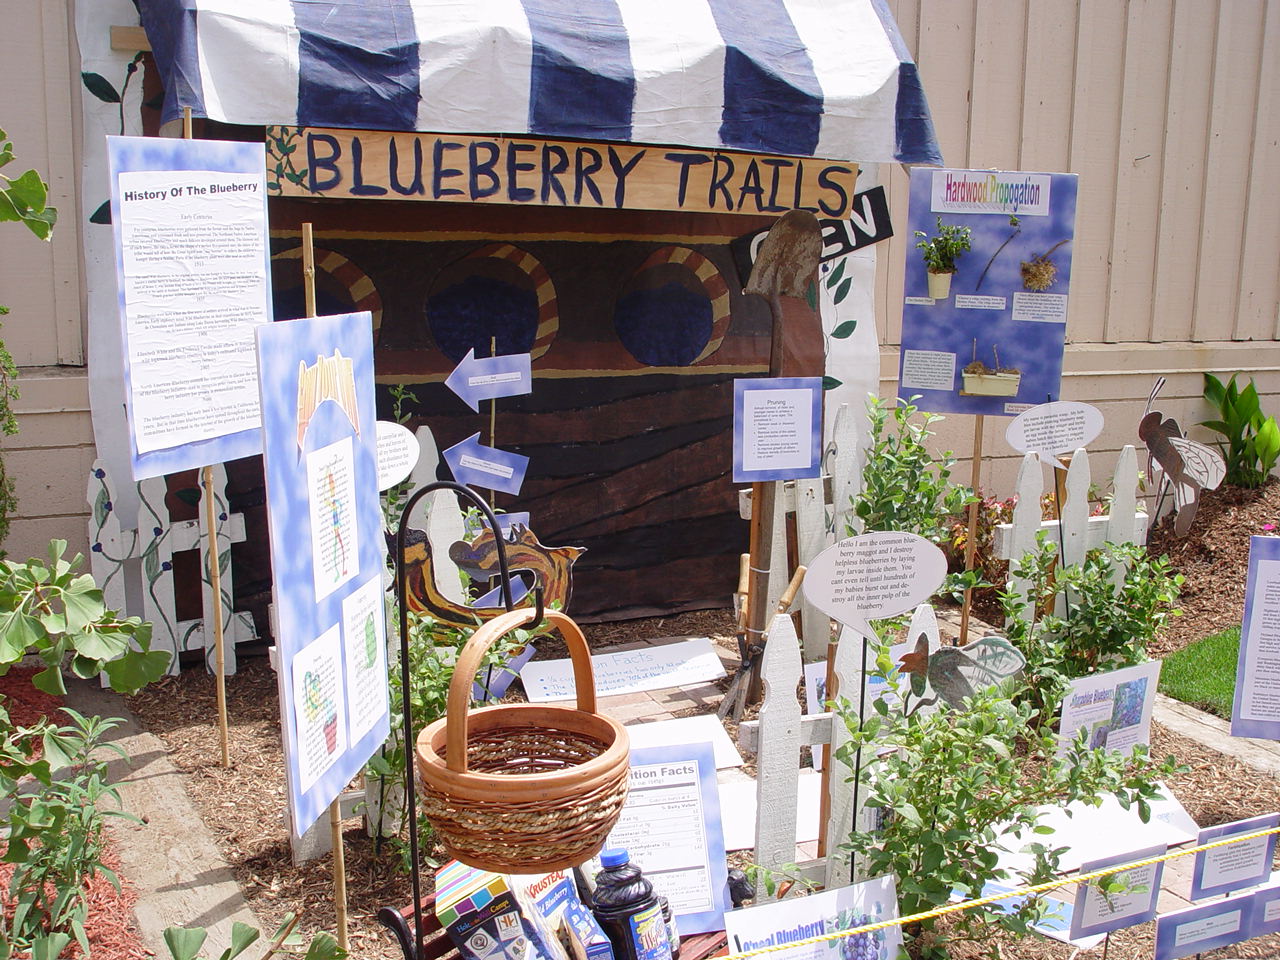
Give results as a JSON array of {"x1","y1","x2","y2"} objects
[
  {"x1": 1070, "y1": 844, "x2": 1165, "y2": 940},
  {"x1": 257, "y1": 312, "x2": 390, "y2": 834},
  {"x1": 1190, "y1": 813, "x2": 1280, "y2": 900},
  {"x1": 1154, "y1": 895, "x2": 1256, "y2": 960},
  {"x1": 732, "y1": 377, "x2": 823, "y2": 483},
  {"x1": 107, "y1": 136, "x2": 271, "y2": 479},
  {"x1": 1232, "y1": 536, "x2": 1280, "y2": 738},
  {"x1": 605, "y1": 742, "x2": 729, "y2": 935},
  {"x1": 897, "y1": 168, "x2": 1078, "y2": 417}
]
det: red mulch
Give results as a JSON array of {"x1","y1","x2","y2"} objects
[
  {"x1": 2, "y1": 667, "x2": 64, "y2": 728},
  {"x1": 0, "y1": 669, "x2": 150, "y2": 959}
]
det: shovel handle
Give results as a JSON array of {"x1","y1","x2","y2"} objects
[{"x1": 776, "y1": 565, "x2": 807, "y2": 614}]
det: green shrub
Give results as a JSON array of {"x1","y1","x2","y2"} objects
[{"x1": 836, "y1": 656, "x2": 1177, "y2": 960}]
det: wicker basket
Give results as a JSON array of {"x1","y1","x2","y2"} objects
[{"x1": 415, "y1": 608, "x2": 630, "y2": 872}]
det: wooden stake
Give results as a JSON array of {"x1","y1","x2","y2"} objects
[
  {"x1": 958, "y1": 414, "x2": 985, "y2": 643},
  {"x1": 489, "y1": 335, "x2": 497, "y2": 511},
  {"x1": 203, "y1": 466, "x2": 231, "y2": 768},
  {"x1": 816, "y1": 636, "x2": 839, "y2": 858},
  {"x1": 301, "y1": 222, "x2": 348, "y2": 949},
  {"x1": 181, "y1": 105, "x2": 231, "y2": 768},
  {"x1": 329, "y1": 799, "x2": 349, "y2": 951}
]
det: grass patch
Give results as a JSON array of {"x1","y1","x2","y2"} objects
[{"x1": 1158, "y1": 626, "x2": 1240, "y2": 719}]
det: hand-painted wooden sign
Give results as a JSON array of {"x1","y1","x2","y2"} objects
[
  {"x1": 398, "y1": 522, "x2": 582, "y2": 629},
  {"x1": 265, "y1": 126, "x2": 858, "y2": 217}
]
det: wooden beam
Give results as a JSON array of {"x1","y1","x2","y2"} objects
[{"x1": 110, "y1": 25, "x2": 151, "y2": 52}]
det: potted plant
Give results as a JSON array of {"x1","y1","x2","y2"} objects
[
  {"x1": 962, "y1": 341, "x2": 1022, "y2": 396},
  {"x1": 914, "y1": 216, "x2": 972, "y2": 300}
]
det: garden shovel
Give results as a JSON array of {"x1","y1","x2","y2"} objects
[{"x1": 740, "y1": 209, "x2": 824, "y2": 703}]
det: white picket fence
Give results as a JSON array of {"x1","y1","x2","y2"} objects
[
  {"x1": 86, "y1": 459, "x2": 257, "y2": 675},
  {"x1": 739, "y1": 442, "x2": 1150, "y2": 893}
]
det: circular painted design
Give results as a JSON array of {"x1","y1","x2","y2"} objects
[
  {"x1": 613, "y1": 246, "x2": 730, "y2": 367},
  {"x1": 271, "y1": 246, "x2": 384, "y2": 331},
  {"x1": 425, "y1": 243, "x2": 559, "y2": 363}
]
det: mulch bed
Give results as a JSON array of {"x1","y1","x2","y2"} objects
[{"x1": 14, "y1": 481, "x2": 1280, "y2": 957}]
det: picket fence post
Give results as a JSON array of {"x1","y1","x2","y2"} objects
[{"x1": 994, "y1": 444, "x2": 1149, "y2": 618}]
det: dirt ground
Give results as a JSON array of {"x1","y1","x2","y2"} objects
[{"x1": 28, "y1": 480, "x2": 1280, "y2": 956}]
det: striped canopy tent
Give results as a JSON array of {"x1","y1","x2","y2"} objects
[{"x1": 136, "y1": 0, "x2": 941, "y2": 165}]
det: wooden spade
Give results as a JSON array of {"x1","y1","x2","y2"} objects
[{"x1": 741, "y1": 210, "x2": 824, "y2": 704}]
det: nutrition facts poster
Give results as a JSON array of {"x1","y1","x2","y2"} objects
[
  {"x1": 107, "y1": 136, "x2": 271, "y2": 478},
  {"x1": 605, "y1": 742, "x2": 728, "y2": 934}
]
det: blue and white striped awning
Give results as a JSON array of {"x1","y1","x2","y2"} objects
[{"x1": 137, "y1": 0, "x2": 941, "y2": 165}]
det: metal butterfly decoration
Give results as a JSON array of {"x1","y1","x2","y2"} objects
[
  {"x1": 894, "y1": 632, "x2": 1026, "y2": 716},
  {"x1": 1139, "y1": 377, "x2": 1226, "y2": 536}
]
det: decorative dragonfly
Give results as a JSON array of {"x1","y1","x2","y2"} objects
[{"x1": 1139, "y1": 377, "x2": 1226, "y2": 536}]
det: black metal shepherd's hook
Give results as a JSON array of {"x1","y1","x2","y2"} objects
[{"x1": 377, "y1": 480, "x2": 544, "y2": 960}]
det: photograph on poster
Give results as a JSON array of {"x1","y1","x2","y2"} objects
[
  {"x1": 732, "y1": 377, "x2": 823, "y2": 483},
  {"x1": 1190, "y1": 812, "x2": 1280, "y2": 900},
  {"x1": 257, "y1": 312, "x2": 389, "y2": 835},
  {"x1": 1057, "y1": 660, "x2": 1161, "y2": 757},
  {"x1": 604, "y1": 742, "x2": 728, "y2": 935},
  {"x1": 107, "y1": 136, "x2": 272, "y2": 478},
  {"x1": 897, "y1": 168, "x2": 1078, "y2": 417},
  {"x1": 725, "y1": 876, "x2": 901, "y2": 960},
  {"x1": 1232, "y1": 537, "x2": 1280, "y2": 738},
  {"x1": 1071, "y1": 845, "x2": 1165, "y2": 940}
]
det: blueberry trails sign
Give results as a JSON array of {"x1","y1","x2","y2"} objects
[{"x1": 266, "y1": 126, "x2": 858, "y2": 217}]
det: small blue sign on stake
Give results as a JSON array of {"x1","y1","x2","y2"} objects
[
  {"x1": 732, "y1": 377, "x2": 823, "y2": 483},
  {"x1": 443, "y1": 433, "x2": 530, "y2": 495},
  {"x1": 445, "y1": 348, "x2": 533, "y2": 412}
]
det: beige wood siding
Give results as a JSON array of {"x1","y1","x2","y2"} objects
[{"x1": 0, "y1": 0, "x2": 84, "y2": 367}]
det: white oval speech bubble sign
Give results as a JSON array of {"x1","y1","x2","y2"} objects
[
  {"x1": 1006, "y1": 401, "x2": 1103, "y2": 469},
  {"x1": 376, "y1": 420, "x2": 420, "y2": 490},
  {"x1": 802, "y1": 531, "x2": 947, "y2": 638}
]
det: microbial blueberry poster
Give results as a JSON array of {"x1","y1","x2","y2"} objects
[
  {"x1": 897, "y1": 168, "x2": 1078, "y2": 417},
  {"x1": 257, "y1": 312, "x2": 389, "y2": 835}
]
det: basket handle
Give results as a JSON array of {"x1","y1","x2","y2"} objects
[{"x1": 445, "y1": 608, "x2": 597, "y2": 773}]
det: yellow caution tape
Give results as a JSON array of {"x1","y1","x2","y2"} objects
[{"x1": 721, "y1": 825, "x2": 1280, "y2": 959}]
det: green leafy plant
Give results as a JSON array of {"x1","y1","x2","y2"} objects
[
  {"x1": 835, "y1": 650, "x2": 1179, "y2": 960},
  {"x1": 914, "y1": 216, "x2": 971, "y2": 275},
  {"x1": 1000, "y1": 538, "x2": 1181, "y2": 720},
  {"x1": 1201, "y1": 372, "x2": 1280, "y2": 488},
  {"x1": 0, "y1": 128, "x2": 57, "y2": 241},
  {"x1": 851, "y1": 395, "x2": 975, "y2": 546},
  {"x1": 163, "y1": 912, "x2": 345, "y2": 960},
  {"x1": 0, "y1": 539, "x2": 171, "y2": 696},
  {"x1": 0, "y1": 708, "x2": 133, "y2": 957}
]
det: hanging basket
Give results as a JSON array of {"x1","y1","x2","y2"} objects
[{"x1": 415, "y1": 608, "x2": 630, "y2": 873}]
